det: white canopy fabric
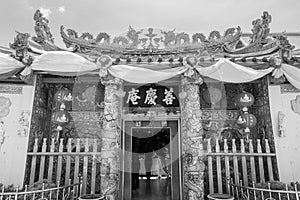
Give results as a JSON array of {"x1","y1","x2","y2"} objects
[
  {"x1": 0, "y1": 52, "x2": 24, "y2": 79},
  {"x1": 2, "y1": 50, "x2": 300, "y2": 89},
  {"x1": 108, "y1": 64, "x2": 187, "y2": 83},
  {"x1": 31, "y1": 51, "x2": 100, "y2": 76},
  {"x1": 280, "y1": 64, "x2": 300, "y2": 89},
  {"x1": 196, "y1": 58, "x2": 274, "y2": 83}
]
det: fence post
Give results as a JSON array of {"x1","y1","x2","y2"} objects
[
  {"x1": 1, "y1": 185, "x2": 4, "y2": 200},
  {"x1": 79, "y1": 177, "x2": 83, "y2": 197},
  {"x1": 83, "y1": 138, "x2": 89, "y2": 194},
  {"x1": 74, "y1": 138, "x2": 80, "y2": 185},
  {"x1": 48, "y1": 137, "x2": 55, "y2": 181},
  {"x1": 56, "y1": 180, "x2": 60, "y2": 200},
  {"x1": 253, "y1": 182, "x2": 257, "y2": 200},
  {"x1": 265, "y1": 139, "x2": 274, "y2": 181},
  {"x1": 215, "y1": 139, "x2": 223, "y2": 193},
  {"x1": 39, "y1": 138, "x2": 47, "y2": 181},
  {"x1": 257, "y1": 139, "x2": 265, "y2": 183},
  {"x1": 241, "y1": 139, "x2": 248, "y2": 186},
  {"x1": 41, "y1": 183, "x2": 45, "y2": 199},
  {"x1": 249, "y1": 139, "x2": 257, "y2": 183},
  {"x1": 207, "y1": 138, "x2": 214, "y2": 194},
  {"x1": 295, "y1": 183, "x2": 299, "y2": 200},
  {"x1": 24, "y1": 185, "x2": 28, "y2": 200},
  {"x1": 65, "y1": 138, "x2": 72, "y2": 186},
  {"x1": 224, "y1": 139, "x2": 230, "y2": 188},
  {"x1": 14, "y1": 186, "x2": 19, "y2": 200},
  {"x1": 56, "y1": 138, "x2": 64, "y2": 184},
  {"x1": 29, "y1": 138, "x2": 39, "y2": 184},
  {"x1": 232, "y1": 139, "x2": 239, "y2": 185}
]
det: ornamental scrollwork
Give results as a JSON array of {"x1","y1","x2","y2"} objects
[
  {"x1": 80, "y1": 32, "x2": 94, "y2": 41},
  {"x1": 96, "y1": 33, "x2": 110, "y2": 44},
  {"x1": 161, "y1": 29, "x2": 176, "y2": 46},
  {"x1": 192, "y1": 33, "x2": 206, "y2": 43},
  {"x1": 127, "y1": 25, "x2": 142, "y2": 47},
  {"x1": 175, "y1": 32, "x2": 190, "y2": 45},
  {"x1": 112, "y1": 36, "x2": 129, "y2": 45},
  {"x1": 208, "y1": 30, "x2": 221, "y2": 40},
  {"x1": 66, "y1": 28, "x2": 78, "y2": 38}
]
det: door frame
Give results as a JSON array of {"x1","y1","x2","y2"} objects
[{"x1": 120, "y1": 115, "x2": 183, "y2": 200}]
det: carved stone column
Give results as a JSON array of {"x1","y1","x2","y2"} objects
[
  {"x1": 180, "y1": 76, "x2": 205, "y2": 200},
  {"x1": 100, "y1": 77, "x2": 123, "y2": 200}
]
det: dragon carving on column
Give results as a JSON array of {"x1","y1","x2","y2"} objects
[{"x1": 180, "y1": 78, "x2": 205, "y2": 200}]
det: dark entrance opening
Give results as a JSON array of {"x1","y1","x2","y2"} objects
[
  {"x1": 132, "y1": 128, "x2": 171, "y2": 200},
  {"x1": 122, "y1": 120, "x2": 181, "y2": 200}
]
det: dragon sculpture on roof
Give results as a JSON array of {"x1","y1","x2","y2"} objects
[
  {"x1": 60, "y1": 24, "x2": 242, "y2": 57},
  {"x1": 5, "y1": 10, "x2": 295, "y2": 63}
]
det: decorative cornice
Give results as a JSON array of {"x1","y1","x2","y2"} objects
[
  {"x1": 280, "y1": 84, "x2": 300, "y2": 93},
  {"x1": 201, "y1": 109, "x2": 240, "y2": 121}
]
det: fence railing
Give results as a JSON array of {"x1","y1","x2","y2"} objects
[
  {"x1": 0, "y1": 181, "x2": 82, "y2": 200},
  {"x1": 204, "y1": 138, "x2": 277, "y2": 195},
  {"x1": 228, "y1": 180, "x2": 300, "y2": 200},
  {"x1": 26, "y1": 137, "x2": 278, "y2": 197},
  {"x1": 26, "y1": 138, "x2": 101, "y2": 195}
]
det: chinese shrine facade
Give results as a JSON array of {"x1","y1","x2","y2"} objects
[{"x1": 1, "y1": 10, "x2": 300, "y2": 200}]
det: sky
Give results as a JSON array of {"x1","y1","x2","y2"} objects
[{"x1": 0, "y1": 0, "x2": 299, "y2": 48}]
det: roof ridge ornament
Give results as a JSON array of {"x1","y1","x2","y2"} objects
[
  {"x1": 250, "y1": 11, "x2": 272, "y2": 45},
  {"x1": 32, "y1": 9, "x2": 54, "y2": 44}
]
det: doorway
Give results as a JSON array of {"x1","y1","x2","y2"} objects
[{"x1": 122, "y1": 120, "x2": 182, "y2": 200}]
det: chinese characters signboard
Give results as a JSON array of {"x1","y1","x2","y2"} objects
[{"x1": 123, "y1": 84, "x2": 179, "y2": 108}]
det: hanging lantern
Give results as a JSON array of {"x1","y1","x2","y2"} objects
[
  {"x1": 54, "y1": 88, "x2": 73, "y2": 110},
  {"x1": 52, "y1": 103, "x2": 71, "y2": 127},
  {"x1": 235, "y1": 91, "x2": 255, "y2": 111},
  {"x1": 236, "y1": 113, "x2": 257, "y2": 133},
  {"x1": 52, "y1": 110, "x2": 71, "y2": 128}
]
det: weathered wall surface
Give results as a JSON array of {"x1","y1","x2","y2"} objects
[
  {"x1": 0, "y1": 82, "x2": 35, "y2": 187},
  {"x1": 269, "y1": 84, "x2": 300, "y2": 182}
]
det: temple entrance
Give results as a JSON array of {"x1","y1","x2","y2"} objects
[{"x1": 122, "y1": 120, "x2": 182, "y2": 200}]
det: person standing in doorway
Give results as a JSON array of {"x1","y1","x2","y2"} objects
[
  {"x1": 144, "y1": 140, "x2": 152, "y2": 181},
  {"x1": 132, "y1": 138, "x2": 140, "y2": 192}
]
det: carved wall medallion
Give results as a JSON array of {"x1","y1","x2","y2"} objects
[
  {"x1": 0, "y1": 96, "x2": 12, "y2": 118},
  {"x1": 291, "y1": 95, "x2": 300, "y2": 115}
]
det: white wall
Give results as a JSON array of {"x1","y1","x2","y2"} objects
[
  {"x1": 0, "y1": 81, "x2": 35, "y2": 187},
  {"x1": 269, "y1": 84, "x2": 300, "y2": 182}
]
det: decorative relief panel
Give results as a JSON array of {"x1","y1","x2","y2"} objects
[
  {"x1": 18, "y1": 110, "x2": 31, "y2": 137},
  {"x1": 0, "y1": 85, "x2": 23, "y2": 94},
  {"x1": 202, "y1": 110, "x2": 240, "y2": 121},
  {"x1": 70, "y1": 111, "x2": 104, "y2": 138},
  {"x1": 281, "y1": 84, "x2": 300, "y2": 93}
]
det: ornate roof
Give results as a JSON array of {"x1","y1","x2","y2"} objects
[
  {"x1": 1, "y1": 10, "x2": 299, "y2": 68},
  {"x1": 60, "y1": 26, "x2": 242, "y2": 56}
]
